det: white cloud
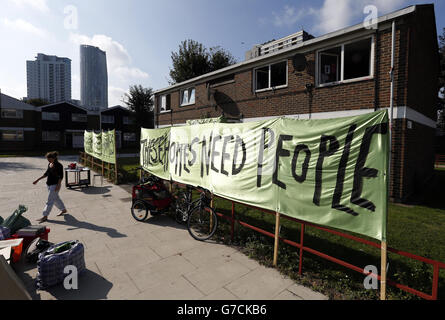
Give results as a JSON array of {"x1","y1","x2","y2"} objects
[
  {"x1": 269, "y1": 0, "x2": 410, "y2": 35},
  {"x1": 272, "y1": 5, "x2": 315, "y2": 28},
  {"x1": 109, "y1": 86, "x2": 128, "y2": 107},
  {"x1": 114, "y1": 67, "x2": 149, "y2": 80},
  {"x1": 8, "y1": 0, "x2": 50, "y2": 13},
  {"x1": 0, "y1": 84, "x2": 27, "y2": 100},
  {"x1": 2, "y1": 18, "x2": 48, "y2": 37},
  {"x1": 311, "y1": 0, "x2": 409, "y2": 34}
]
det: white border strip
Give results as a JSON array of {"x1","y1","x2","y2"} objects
[{"x1": 241, "y1": 107, "x2": 436, "y2": 129}]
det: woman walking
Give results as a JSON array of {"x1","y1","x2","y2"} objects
[{"x1": 33, "y1": 151, "x2": 67, "y2": 223}]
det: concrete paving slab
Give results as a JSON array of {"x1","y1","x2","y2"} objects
[
  {"x1": 132, "y1": 275, "x2": 204, "y2": 300},
  {"x1": 201, "y1": 287, "x2": 240, "y2": 300},
  {"x1": 224, "y1": 266, "x2": 295, "y2": 300},
  {"x1": 184, "y1": 259, "x2": 251, "y2": 295},
  {"x1": 286, "y1": 283, "x2": 329, "y2": 300},
  {"x1": 273, "y1": 289, "x2": 304, "y2": 300},
  {"x1": 1, "y1": 156, "x2": 327, "y2": 300},
  {"x1": 180, "y1": 242, "x2": 238, "y2": 268}
]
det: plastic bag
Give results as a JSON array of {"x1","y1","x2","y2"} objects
[
  {"x1": 1, "y1": 205, "x2": 30, "y2": 234},
  {"x1": 0, "y1": 226, "x2": 10, "y2": 240},
  {"x1": 36, "y1": 240, "x2": 85, "y2": 290}
]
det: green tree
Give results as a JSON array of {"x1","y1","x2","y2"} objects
[
  {"x1": 123, "y1": 85, "x2": 154, "y2": 139},
  {"x1": 169, "y1": 39, "x2": 236, "y2": 84},
  {"x1": 22, "y1": 98, "x2": 49, "y2": 107},
  {"x1": 209, "y1": 46, "x2": 237, "y2": 71}
]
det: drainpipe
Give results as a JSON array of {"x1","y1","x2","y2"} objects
[
  {"x1": 389, "y1": 20, "x2": 396, "y2": 197},
  {"x1": 382, "y1": 19, "x2": 396, "y2": 302}
]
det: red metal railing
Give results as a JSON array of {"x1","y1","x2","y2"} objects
[
  {"x1": 171, "y1": 181, "x2": 445, "y2": 300},
  {"x1": 435, "y1": 154, "x2": 445, "y2": 167}
]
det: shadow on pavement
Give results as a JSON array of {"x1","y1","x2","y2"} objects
[
  {"x1": 67, "y1": 186, "x2": 111, "y2": 195},
  {"x1": 16, "y1": 264, "x2": 113, "y2": 300},
  {"x1": 0, "y1": 161, "x2": 41, "y2": 171},
  {"x1": 47, "y1": 214, "x2": 127, "y2": 239},
  {"x1": 143, "y1": 214, "x2": 188, "y2": 230},
  {"x1": 44, "y1": 269, "x2": 113, "y2": 300}
]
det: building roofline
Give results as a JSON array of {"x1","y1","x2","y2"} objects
[
  {"x1": 38, "y1": 101, "x2": 90, "y2": 113},
  {"x1": 102, "y1": 105, "x2": 131, "y2": 113},
  {"x1": 0, "y1": 92, "x2": 37, "y2": 111},
  {"x1": 154, "y1": 5, "x2": 417, "y2": 94}
]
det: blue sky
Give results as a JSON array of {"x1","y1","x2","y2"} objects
[{"x1": 0, "y1": 0, "x2": 444, "y2": 106}]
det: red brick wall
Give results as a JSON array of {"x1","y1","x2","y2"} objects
[{"x1": 155, "y1": 5, "x2": 438, "y2": 201}]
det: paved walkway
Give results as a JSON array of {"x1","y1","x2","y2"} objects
[{"x1": 0, "y1": 156, "x2": 327, "y2": 300}]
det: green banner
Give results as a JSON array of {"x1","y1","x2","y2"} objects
[
  {"x1": 141, "y1": 110, "x2": 389, "y2": 240},
  {"x1": 84, "y1": 131, "x2": 93, "y2": 156},
  {"x1": 186, "y1": 116, "x2": 226, "y2": 125},
  {"x1": 93, "y1": 132, "x2": 102, "y2": 159},
  {"x1": 84, "y1": 130, "x2": 116, "y2": 164},
  {"x1": 140, "y1": 127, "x2": 171, "y2": 180},
  {"x1": 101, "y1": 130, "x2": 116, "y2": 164}
]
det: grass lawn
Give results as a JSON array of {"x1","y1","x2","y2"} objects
[{"x1": 119, "y1": 158, "x2": 445, "y2": 300}]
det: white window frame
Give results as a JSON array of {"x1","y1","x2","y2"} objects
[
  {"x1": 101, "y1": 115, "x2": 115, "y2": 124},
  {"x1": 254, "y1": 60, "x2": 288, "y2": 93},
  {"x1": 1, "y1": 109, "x2": 23, "y2": 119},
  {"x1": 42, "y1": 112, "x2": 60, "y2": 121},
  {"x1": 42, "y1": 131, "x2": 60, "y2": 142},
  {"x1": 180, "y1": 88, "x2": 195, "y2": 107},
  {"x1": 316, "y1": 35, "x2": 375, "y2": 87},
  {"x1": 160, "y1": 94, "x2": 171, "y2": 113},
  {"x1": 71, "y1": 113, "x2": 87, "y2": 122},
  {"x1": 1, "y1": 130, "x2": 24, "y2": 141}
]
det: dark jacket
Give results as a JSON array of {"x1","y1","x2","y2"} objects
[{"x1": 44, "y1": 161, "x2": 64, "y2": 186}]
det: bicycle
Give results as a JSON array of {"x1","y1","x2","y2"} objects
[
  {"x1": 130, "y1": 167, "x2": 173, "y2": 222},
  {"x1": 175, "y1": 185, "x2": 218, "y2": 241}
]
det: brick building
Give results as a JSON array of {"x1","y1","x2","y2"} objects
[{"x1": 153, "y1": 5, "x2": 440, "y2": 202}]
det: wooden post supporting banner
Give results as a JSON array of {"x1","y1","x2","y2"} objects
[
  {"x1": 210, "y1": 193, "x2": 214, "y2": 230},
  {"x1": 231, "y1": 201, "x2": 235, "y2": 242},
  {"x1": 299, "y1": 223, "x2": 305, "y2": 275},
  {"x1": 108, "y1": 162, "x2": 110, "y2": 181},
  {"x1": 114, "y1": 131, "x2": 118, "y2": 184},
  {"x1": 101, "y1": 130, "x2": 104, "y2": 178},
  {"x1": 381, "y1": 241, "x2": 387, "y2": 300},
  {"x1": 273, "y1": 212, "x2": 281, "y2": 267}
]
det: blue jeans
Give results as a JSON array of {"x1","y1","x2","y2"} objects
[{"x1": 42, "y1": 184, "x2": 66, "y2": 217}]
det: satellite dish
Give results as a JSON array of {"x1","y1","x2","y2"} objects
[{"x1": 292, "y1": 54, "x2": 307, "y2": 72}]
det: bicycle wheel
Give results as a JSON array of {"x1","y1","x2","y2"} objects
[
  {"x1": 131, "y1": 200, "x2": 149, "y2": 222},
  {"x1": 175, "y1": 192, "x2": 189, "y2": 224},
  {"x1": 187, "y1": 205, "x2": 218, "y2": 241}
]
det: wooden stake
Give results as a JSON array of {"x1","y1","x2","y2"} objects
[
  {"x1": 381, "y1": 241, "x2": 387, "y2": 300},
  {"x1": 273, "y1": 212, "x2": 281, "y2": 267},
  {"x1": 114, "y1": 130, "x2": 118, "y2": 184}
]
